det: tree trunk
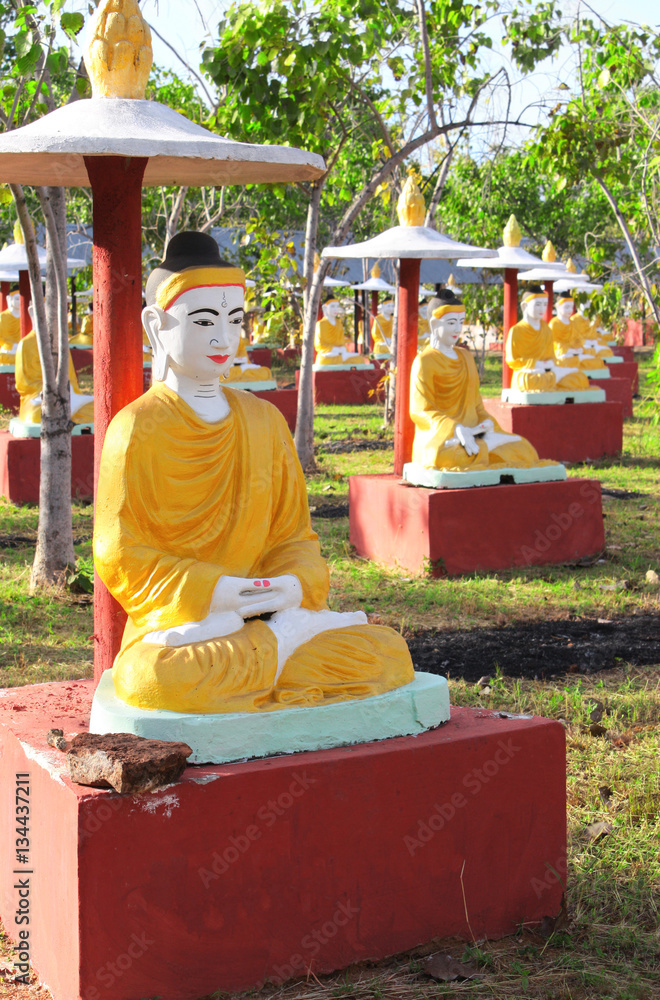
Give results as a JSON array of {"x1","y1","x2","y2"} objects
[
  {"x1": 294, "y1": 181, "x2": 326, "y2": 470},
  {"x1": 32, "y1": 186, "x2": 75, "y2": 588},
  {"x1": 595, "y1": 175, "x2": 660, "y2": 329}
]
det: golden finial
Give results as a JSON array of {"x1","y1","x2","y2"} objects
[
  {"x1": 566, "y1": 258, "x2": 577, "y2": 273},
  {"x1": 85, "y1": 0, "x2": 153, "y2": 99},
  {"x1": 13, "y1": 219, "x2": 24, "y2": 245},
  {"x1": 503, "y1": 215, "x2": 521, "y2": 248},
  {"x1": 313, "y1": 252, "x2": 321, "y2": 273},
  {"x1": 370, "y1": 263, "x2": 381, "y2": 279},
  {"x1": 397, "y1": 168, "x2": 425, "y2": 227},
  {"x1": 542, "y1": 241, "x2": 556, "y2": 263},
  {"x1": 447, "y1": 273, "x2": 457, "y2": 288}
]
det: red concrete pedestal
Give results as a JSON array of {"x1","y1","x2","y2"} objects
[
  {"x1": 70, "y1": 347, "x2": 93, "y2": 375},
  {"x1": 0, "y1": 371, "x2": 19, "y2": 414},
  {"x1": 0, "y1": 679, "x2": 565, "y2": 1000},
  {"x1": 484, "y1": 400, "x2": 623, "y2": 463},
  {"x1": 278, "y1": 347, "x2": 301, "y2": 362},
  {"x1": 251, "y1": 387, "x2": 298, "y2": 433},
  {"x1": 0, "y1": 430, "x2": 94, "y2": 504},
  {"x1": 142, "y1": 367, "x2": 151, "y2": 394},
  {"x1": 613, "y1": 345, "x2": 634, "y2": 363},
  {"x1": 247, "y1": 346, "x2": 273, "y2": 367},
  {"x1": 613, "y1": 360, "x2": 638, "y2": 394},
  {"x1": 349, "y1": 474, "x2": 604, "y2": 576},
  {"x1": 296, "y1": 368, "x2": 385, "y2": 405},
  {"x1": 600, "y1": 376, "x2": 633, "y2": 418}
]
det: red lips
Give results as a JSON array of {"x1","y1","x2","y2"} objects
[{"x1": 208, "y1": 354, "x2": 229, "y2": 363}]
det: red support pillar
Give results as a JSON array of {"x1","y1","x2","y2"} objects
[
  {"x1": 393, "y1": 257, "x2": 420, "y2": 476},
  {"x1": 502, "y1": 267, "x2": 518, "y2": 389},
  {"x1": 367, "y1": 289, "x2": 379, "y2": 354},
  {"x1": 84, "y1": 155, "x2": 148, "y2": 684},
  {"x1": 18, "y1": 269, "x2": 32, "y2": 337},
  {"x1": 544, "y1": 280, "x2": 554, "y2": 323},
  {"x1": 0, "y1": 281, "x2": 9, "y2": 312}
]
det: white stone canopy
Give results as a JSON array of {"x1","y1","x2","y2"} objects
[
  {"x1": 0, "y1": 99, "x2": 325, "y2": 187},
  {"x1": 351, "y1": 276, "x2": 396, "y2": 293},
  {"x1": 323, "y1": 276, "x2": 351, "y2": 287},
  {"x1": 517, "y1": 266, "x2": 571, "y2": 282},
  {"x1": 456, "y1": 245, "x2": 567, "y2": 270},
  {"x1": 0, "y1": 241, "x2": 87, "y2": 272},
  {"x1": 553, "y1": 277, "x2": 603, "y2": 293},
  {"x1": 323, "y1": 225, "x2": 495, "y2": 261}
]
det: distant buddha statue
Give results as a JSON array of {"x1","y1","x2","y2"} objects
[
  {"x1": 315, "y1": 298, "x2": 369, "y2": 365},
  {"x1": 371, "y1": 300, "x2": 394, "y2": 357},
  {"x1": 506, "y1": 286, "x2": 591, "y2": 392},
  {"x1": 69, "y1": 304, "x2": 94, "y2": 346},
  {"x1": 411, "y1": 292, "x2": 559, "y2": 472},
  {"x1": 15, "y1": 320, "x2": 94, "y2": 426},
  {"x1": 550, "y1": 297, "x2": 611, "y2": 370},
  {"x1": 0, "y1": 291, "x2": 21, "y2": 364},
  {"x1": 94, "y1": 231, "x2": 413, "y2": 713},
  {"x1": 225, "y1": 329, "x2": 273, "y2": 384},
  {"x1": 417, "y1": 302, "x2": 430, "y2": 350}
]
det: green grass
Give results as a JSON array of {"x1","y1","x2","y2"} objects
[{"x1": 0, "y1": 349, "x2": 659, "y2": 1000}]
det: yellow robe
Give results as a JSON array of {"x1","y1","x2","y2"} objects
[
  {"x1": 569, "y1": 314, "x2": 613, "y2": 358},
  {"x1": 411, "y1": 346, "x2": 555, "y2": 471},
  {"x1": 418, "y1": 317, "x2": 430, "y2": 351},
  {"x1": 94, "y1": 384, "x2": 412, "y2": 713},
  {"x1": 549, "y1": 316, "x2": 609, "y2": 371},
  {"x1": 0, "y1": 309, "x2": 21, "y2": 364},
  {"x1": 371, "y1": 313, "x2": 393, "y2": 356},
  {"x1": 69, "y1": 314, "x2": 94, "y2": 347},
  {"x1": 315, "y1": 316, "x2": 369, "y2": 365},
  {"x1": 506, "y1": 319, "x2": 591, "y2": 391},
  {"x1": 15, "y1": 330, "x2": 95, "y2": 424}
]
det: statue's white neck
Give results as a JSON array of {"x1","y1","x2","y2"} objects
[
  {"x1": 432, "y1": 339, "x2": 458, "y2": 359},
  {"x1": 524, "y1": 313, "x2": 541, "y2": 330},
  {"x1": 164, "y1": 369, "x2": 230, "y2": 423},
  {"x1": 556, "y1": 314, "x2": 570, "y2": 326}
]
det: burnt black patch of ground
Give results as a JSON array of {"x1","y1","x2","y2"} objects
[{"x1": 406, "y1": 614, "x2": 660, "y2": 682}]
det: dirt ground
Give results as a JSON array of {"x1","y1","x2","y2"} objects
[{"x1": 405, "y1": 614, "x2": 660, "y2": 682}]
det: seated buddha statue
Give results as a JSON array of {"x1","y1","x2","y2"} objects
[
  {"x1": 506, "y1": 286, "x2": 591, "y2": 392},
  {"x1": 15, "y1": 320, "x2": 94, "y2": 425},
  {"x1": 371, "y1": 300, "x2": 394, "y2": 357},
  {"x1": 0, "y1": 292, "x2": 22, "y2": 364},
  {"x1": 94, "y1": 231, "x2": 413, "y2": 714},
  {"x1": 411, "y1": 292, "x2": 560, "y2": 472},
  {"x1": 315, "y1": 298, "x2": 370, "y2": 366},
  {"x1": 549, "y1": 298, "x2": 611, "y2": 370},
  {"x1": 69, "y1": 306, "x2": 94, "y2": 347},
  {"x1": 225, "y1": 329, "x2": 273, "y2": 384}
]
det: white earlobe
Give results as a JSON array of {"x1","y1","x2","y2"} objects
[{"x1": 142, "y1": 305, "x2": 169, "y2": 383}]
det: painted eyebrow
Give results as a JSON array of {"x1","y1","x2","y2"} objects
[
  {"x1": 229, "y1": 307, "x2": 245, "y2": 316},
  {"x1": 188, "y1": 308, "x2": 219, "y2": 316}
]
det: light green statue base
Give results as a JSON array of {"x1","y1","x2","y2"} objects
[
  {"x1": 0, "y1": 364, "x2": 15, "y2": 373},
  {"x1": 402, "y1": 462, "x2": 566, "y2": 490},
  {"x1": 143, "y1": 360, "x2": 152, "y2": 369},
  {"x1": 501, "y1": 388, "x2": 606, "y2": 405},
  {"x1": 604, "y1": 355, "x2": 623, "y2": 364},
  {"x1": 69, "y1": 343, "x2": 93, "y2": 350},
  {"x1": 607, "y1": 340, "x2": 617, "y2": 347},
  {"x1": 232, "y1": 379, "x2": 277, "y2": 392},
  {"x1": 89, "y1": 669, "x2": 450, "y2": 765},
  {"x1": 9, "y1": 418, "x2": 94, "y2": 438},
  {"x1": 586, "y1": 368, "x2": 610, "y2": 379},
  {"x1": 312, "y1": 362, "x2": 375, "y2": 372}
]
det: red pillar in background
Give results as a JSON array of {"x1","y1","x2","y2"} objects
[
  {"x1": 370, "y1": 290, "x2": 379, "y2": 327},
  {"x1": 502, "y1": 267, "x2": 518, "y2": 389},
  {"x1": 393, "y1": 257, "x2": 420, "y2": 476},
  {"x1": 0, "y1": 281, "x2": 9, "y2": 312},
  {"x1": 84, "y1": 155, "x2": 148, "y2": 683},
  {"x1": 544, "y1": 280, "x2": 554, "y2": 323},
  {"x1": 18, "y1": 269, "x2": 32, "y2": 337}
]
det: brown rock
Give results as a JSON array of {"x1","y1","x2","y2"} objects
[
  {"x1": 66, "y1": 732, "x2": 193, "y2": 794},
  {"x1": 46, "y1": 728, "x2": 68, "y2": 751}
]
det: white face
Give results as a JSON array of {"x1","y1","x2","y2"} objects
[
  {"x1": 323, "y1": 300, "x2": 342, "y2": 322},
  {"x1": 430, "y1": 311, "x2": 464, "y2": 349},
  {"x1": 381, "y1": 301, "x2": 395, "y2": 318},
  {"x1": 144, "y1": 285, "x2": 244, "y2": 381},
  {"x1": 8, "y1": 292, "x2": 20, "y2": 317},
  {"x1": 419, "y1": 305, "x2": 428, "y2": 320},
  {"x1": 523, "y1": 295, "x2": 548, "y2": 322},
  {"x1": 557, "y1": 299, "x2": 574, "y2": 321}
]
